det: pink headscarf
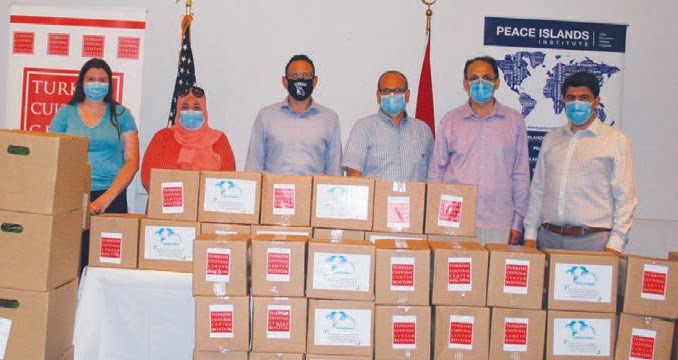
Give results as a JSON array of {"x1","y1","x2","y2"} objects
[{"x1": 171, "y1": 94, "x2": 223, "y2": 170}]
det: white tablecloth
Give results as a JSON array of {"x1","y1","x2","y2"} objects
[{"x1": 74, "y1": 267, "x2": 195, "y2": 360}]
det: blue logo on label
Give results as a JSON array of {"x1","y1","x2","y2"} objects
[
  {"x1": 323, "y1": 255, "x2": 355, "y2": 275},
  {"x1": 566, "y1": 266, "x2": 598, "y2": 285},
  {"x1": 325, "y1": 311, "x2": 356, "y2": 330},
  {"x1": 154, "y1": 227, "x2": 182, "y2": 246},
  {"x1": 216, "y1": 180, "x2": 242, "y2": 199},
  {"x1": 565, "y1": 320, "x2": 596, "y2": 339}
]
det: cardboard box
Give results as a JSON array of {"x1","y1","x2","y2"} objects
[
  {"x1": 251, "y1": 297, "x2": 308, "y2": 354},
  {"x1": 374, "y1": 305, "x2": 431, "y2": 360},
  {"x1": 427, "y1": 234, "x2": 479, "y2": 243},
  {"x1": 81, "y1": 163, "x2": 91, "y2": 231},
  {"x1": 313, "y1": 228, "x2": 365, "y2": 241},
  {"x1": 58, "y1": 345, "x2": 74, "y2": 360},
  {"x1": 88, "y1": 213, "x2": 143, "y2": 269},
  {"x1": 489, "y1": 307, "x2": 546, "y2": 360},
  {"x1": 249, "y1": 353, "x2": 304, "y2": 360},
  {"x1": 198, "y1": 171, "x2": 262, "y2": 224},
  {"x1": 623, "y1": 255, "x2": 678, "y2": 319},
  {"x1": 670, "y1": 252, "x2": 678, "y2": 261},
  {"x1": 138, "y1": 218, "x2": 199, "y2": 273},
  {"x1": 306, "y1": 239, "x2": 375, "y2": 301},
  {"x1": 194, "y1": 296, "x2": 249, "y2": 352},
  {"x1": 193, "y1": 234, "x2": 249, "y2": 297},
  {"x1": 546, "y1": 250, "x2": 619, "y2": 313},
  {"x1": 200, "y1": 223, "x2": 251, "y2": 236},
  {"x1": 374, "y1": 240, "x2": 430, "y2": 306},
  {"x1": 306, "y1": 355, "x2": 372, "y2": 360},
  {"x1": 311, "y1": 176, "x2": 374, "y2": 231},
  {"x1": 366, "y1": 232, "x2": 426, "y2": 243},
  {"x1": 193, "y1": 351, "x2": 248, "y2": 360},
  {"x1": 0, "y1": 278, "x2": 78, "y2": 360},
  {"x1": 434, "y1": 305, "x2": 490, "y2": 360},
  {"x1": 307, "y1": 299, "x2": 374, "y2": 357},
  {"x1": 251, "y1": 225, "x2": 312, "y2": 237},
  {"x1": 430, "y1": 241, "x2": 489, "y2": 307},
  {"x1": 486, "y1": 244, "x2": 545, "y2": 310},
  {"x1": 0, "y1": 209, "x2": 81, "y2": 292},
  {"x1": 546, "y1": 310, "x2": 616, "y2": 359},
  {"x1": 372, "y1": 180, "x2": 426, "y2": 234},
  {"x1": 251, "y1": 234, "x2": 307, "y2": 297},
  {"x1": 147, "y1": 169, "x2": 200, "y2": 221},
  {"x1": 261, "y1": 173, "x2": 312, "y2": 227},
  {"x1": 0, "y1": 130, "x2": 88, "y2": 215},
  {"x1": 425, "y1": 183, "x2": 477, "y2": 236},
  {"x1": 615, "y1": 313, "x2": 674, "y2": 360}
]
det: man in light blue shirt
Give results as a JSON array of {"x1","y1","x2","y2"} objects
[
  {"x1": 245, "y1": 54, "x2": 342, "y2": 176},
  {"x1": 343, "y1": 70, "x2": 433, "y2": 182}
]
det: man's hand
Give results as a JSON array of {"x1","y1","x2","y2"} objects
[
  {"x1": 523, "y1": 238, "x2": 537, "y2": 248},
  {"x1": 508, "y1": 230, "x2": 522, "y2": 245},
  {"x1": 604, "y1": 247, "x2": 621, "y2": 255}
]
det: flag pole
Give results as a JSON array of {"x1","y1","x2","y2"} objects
[
  {"x1": 185, "y1": 0, "x2": 192, "y2": 15},
  {"x1": 422, "y1": 0, "x2": 437, "y2": 35}
]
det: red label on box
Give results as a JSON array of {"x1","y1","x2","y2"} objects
[
  {"x1": 630, "y1": 335, "x2": 655, "y2": 359},
  {"x1": 82, "y1": 35, "x2": 105, "y2": 58},
  {"x1": 101, "y1": 236, "x2": 121, "y2": 259},
  {"x1": 449, "y1": 322, "x2": 473, "y2": 345},
  {"x1": 439, "y1": 199, "x2": 462, "y2": 222},
  {"x1": 274, "y1": 188, "x2": 295, "y2": 210},
  {"x1": 117, "y1": 37, "x2": 140, "y2": 59},
  {"x1": 267, "y1": 252, "x2": 290, "y2": 275},
  {"x1": 504, "y1": 322, "x2": 528, "y2": 345},
  {"x1": 505, "y1": 264, "x2": 529, "y2": 288},
  {"x1": 13, "y1": 32, "x2": 35, "y2": 54},
  {"x1": 267, "y1": 309, "x2": 291, "y2": 332},
  {"x1": 162, "y1": 186, "x2": 183, "y2": 208},
  {"x1": 388, "y1": 201, "x2": 410, "y2": 224},
  {"x1": 393, "y1": 322, "x2": 416, "y2": 345},
  {"x1": 207, "y1": 252, "x2": 230, "y2": 276},
  {"x1": 210, "y1": 311, "x2": 233, "y2": 334},
  {"x1": 47, "y1": 33, "x2": 70, "y2": 56},
  {"x1": 642, "y1": 271, "x2": 667, "y2": 296},
  {"x1": 392, "y1": 263, "x2": 415, "y2": 287},
  {"x1": 449, "y1": 261, "x2": 471, "y2": 285}
]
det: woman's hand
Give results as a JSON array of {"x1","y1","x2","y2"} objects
[{"x1": 89, "y1": 192, "x2": 114, "y2": 215}]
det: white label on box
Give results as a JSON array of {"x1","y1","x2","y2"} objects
[
  {"x1": 205, "y1": 248, "x2": 231, "y2": 282},
  {"x1": 0, "y1": 317, "x2": 11, "y2": 360},
  {"x1": 256, "y1": 230, "x2": 310, "y2": 237},
  {"x1": 161, "y1": 181, "x2": 184, "y2": 214},
  {"x1": 641, "y1": 264, "x2": 668, "y2": 301},
  {"x1": 209, "y1": 304, "x2": 234, "y2": 338},
  {"x1": 312, "y1": 252, "x2": 371, "y2": 292},
  {"x1": 392, "y1": 315, "x2": 417, "y2": 349},
  {"x1": 273, "y1": 184, "x2": 296, "y2": 215},
  {"x1": 438, "y1": 195, "x2": 463, "y2": 228},
  {"x1": 100, "y1": 232, "x2": 123, "y2": 264},
  {"x1": 448, "y1": 257, "x2": 473, "y2": 292},
  {"x1": 448, "y1": 315, "x2": 474, "y2": 350},
  {"x1": 215, "y1": 230, "x2": 238, "y2": 235},
  {"x1": 267, "y1": 247, "x2": 291, "y2": 282},
  {"x1": 504, "y1": 259, "x2": 530, "y2": 295},
  {"x1": 203, "y1": 177, "x2": 257, "y2": 214},
  {"x1": 144, "y1": 225, "x2": 195, "y2": 261},
  {"x1": 368, "y1": 234, "x2": 424, "y2": 243},
  {"x1": 629, "y1": 328, "x2": 656, "y2": 360},
  {"x1": 503, "y1": 317, "x2": 529, "y2": 352},
  {"x1": 391, "y1": 257, "x2": 416, "y2": 291},
  {"x1": 387, "y1": 196, "x2": 410, "y2": 230},
  {"x1": 552, "y1": 318, "x2": 611, "y2": 356},
  {"x1": 314, "y1": 308, "x2": 372, "y2": 347},
  {"x1": 315, "y1": 184, "x2": 369, "y2": 220},
  {"x1": 267, "y1": 304, "x2": 292, "y2": 339},
  {"x1": 554, "y1": 263, "x2": 613, "y2": 303}
]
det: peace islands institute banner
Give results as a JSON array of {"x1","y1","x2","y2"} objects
[{"x1": 483, "y1": 17, "x2": 628, "y2": 177}]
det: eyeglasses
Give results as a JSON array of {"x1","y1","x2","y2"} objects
[
  {"x1": 286, "y1": 72, "x2": 315, "y2": 81},
  {"x1": 178, "y1": 86, "x2": 205, "y2": 98},
  {"x1": 466, "y1": 75, "x2": 497, "y2": 82},
  {"x1": 378, "y1": 88, "x2": 408, "y2": 95}
]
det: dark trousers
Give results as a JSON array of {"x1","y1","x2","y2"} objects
[{"x1": 81, "y1": 189, "x2": 128, "y2": 273}]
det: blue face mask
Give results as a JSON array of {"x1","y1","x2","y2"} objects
[
  {"x1": 84, "y1": 82, "x2": 109, "y2": 102},
  {"x1": 469, "y1": 79, "x2": 495, "y2": 104},
  {"x1": 380, "y1": 94, "x2": 407, "y2": 116},
  {"x1": 565, "y1": 101, "x2": 593, "y2": 125},
  {"x1": 179, "y1": 110, "x2": 204, "y2": 130}
]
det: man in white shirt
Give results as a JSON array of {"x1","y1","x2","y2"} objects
[{"x1": 523, "y1": 71, "x2": 637, "y2": 254}]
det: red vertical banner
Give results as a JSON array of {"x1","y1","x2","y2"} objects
[{"x1": 416, "y1": 35, "x2": 435, "y2": 137}]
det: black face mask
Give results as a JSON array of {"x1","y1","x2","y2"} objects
[{"x1": 286, "y1": 78, "x2": 314, "y2": 101}]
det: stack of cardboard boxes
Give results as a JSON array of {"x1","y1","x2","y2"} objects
[{"x1": 0, "y1": 130, "x2": 89, "y2": 359}]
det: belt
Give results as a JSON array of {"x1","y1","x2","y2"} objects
[{"x1": 541, "y1": 223, "x2": 611, "y2": 236}]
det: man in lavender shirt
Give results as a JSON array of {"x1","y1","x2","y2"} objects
[{"x1": 428, "y1": 56, "x2": 530, "y2": 245}]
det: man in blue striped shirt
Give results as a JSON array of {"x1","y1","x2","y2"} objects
[{"x1": 343, "y1": 70, "x2": 434, "y2": 182}]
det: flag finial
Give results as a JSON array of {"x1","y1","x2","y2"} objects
[{"x1": 421, "y1": 0, "x2": 437, "y2": 35}]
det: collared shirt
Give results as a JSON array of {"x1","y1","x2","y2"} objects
[
  {"x1": 523, "y1": 119, "x2": 637, "y2": 252},
  {"x1": 342, "y1": 110, "x2": 433, "y2": 182},
  {"x1": 244, "y1": 98, "x2": 342, "y2": 176},
  {"x1": 428, "y1": 101, "x2": 530, "y2": 231}
]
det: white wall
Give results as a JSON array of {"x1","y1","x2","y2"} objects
[{"x1": 1, "y1": 0, "x2": 676, "y2": 257}]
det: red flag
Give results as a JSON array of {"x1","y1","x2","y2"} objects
[{"x1": 415, "y1": 34, "x2": 435, "y2": 137}]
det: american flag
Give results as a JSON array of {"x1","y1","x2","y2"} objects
[{"x1": 167, "y1": 15, "x2": 197, "y2": 126}]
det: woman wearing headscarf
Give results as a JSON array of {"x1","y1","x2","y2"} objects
[{"x1": 141, "y1": 85, "x2": 236, "y2": 191}]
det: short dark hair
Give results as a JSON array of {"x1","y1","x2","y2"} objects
[
  {"x1": 285, "y1": 54, "x2": 315, "y2": 76},
  {"x1": 463, "y1": 56, "x2": 499, "y2": 79},
  {"x1": 560, "y1": 71, "x2": 600, "y2": 98},
  {"x1": 377, "y1": 70, "x2": 408, "y2": 90}
]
